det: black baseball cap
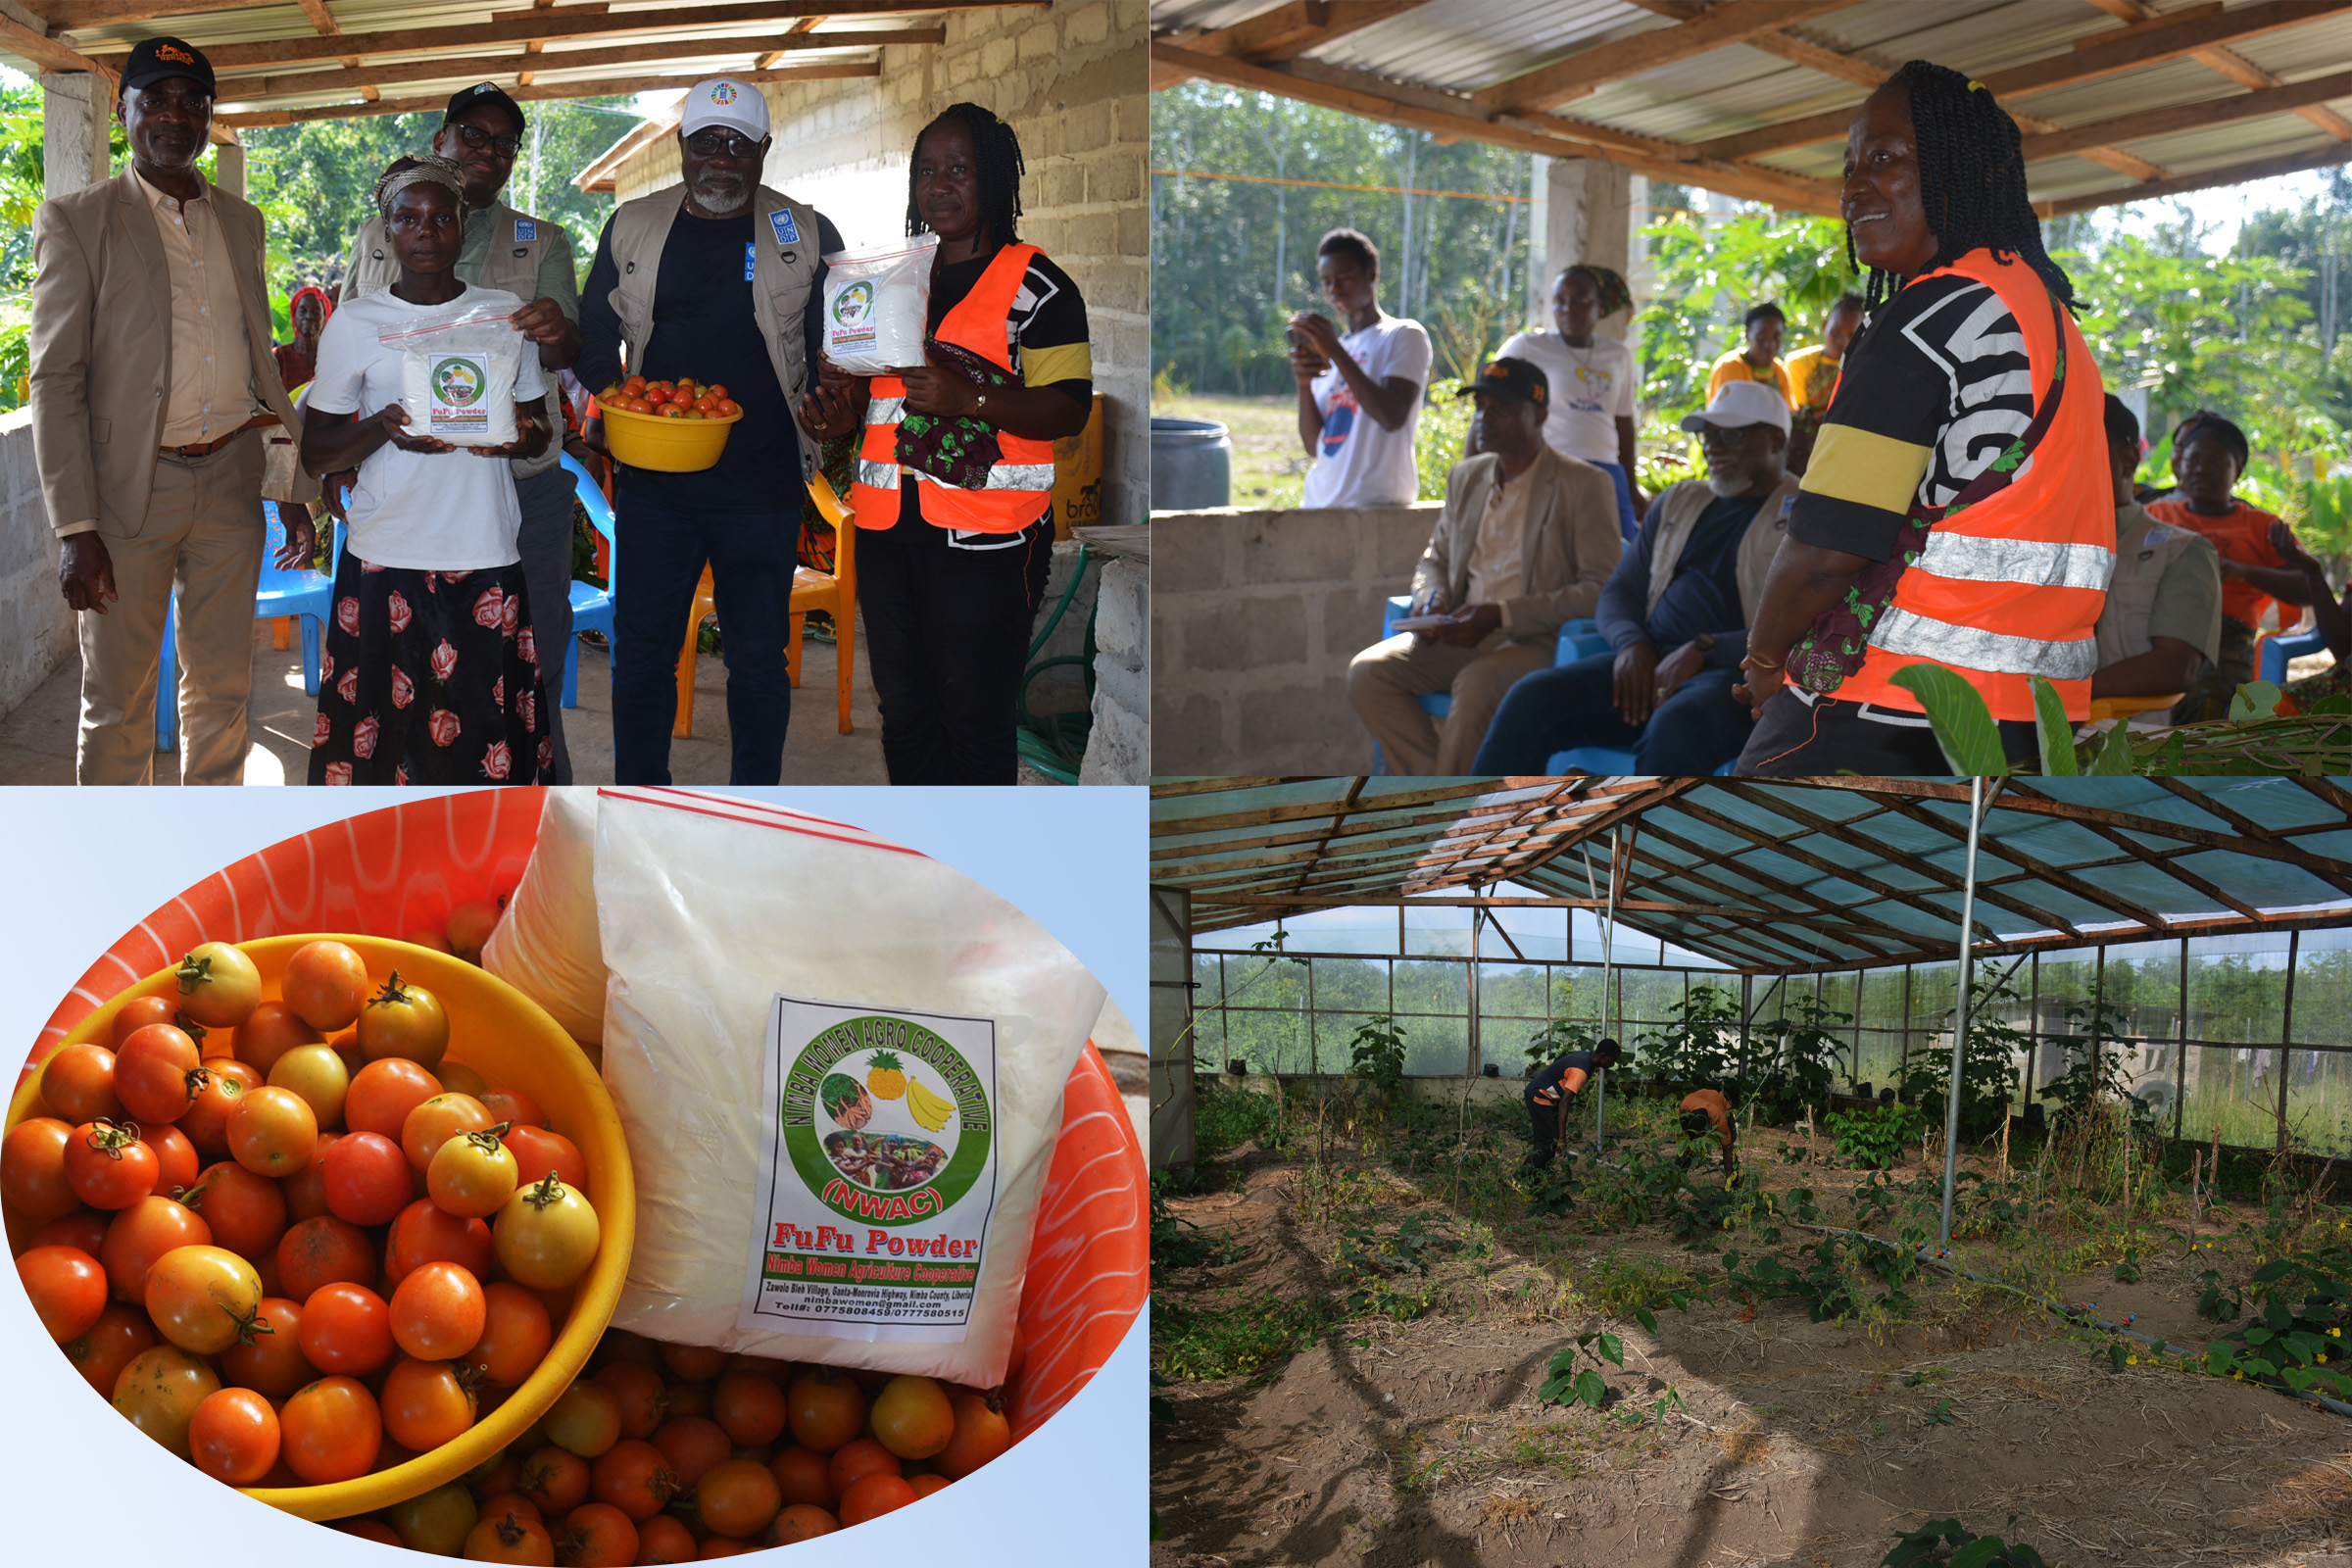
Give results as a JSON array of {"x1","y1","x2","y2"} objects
[
  {"x1": 445, "y1": 81, "x2": 526, "y2": 136},
  {"x1": 122, "y1": 36, "x2": 215, "y2": 96},
  {"x1": 1454, "y1": 356, "x2": 1548, "y2": 406}
]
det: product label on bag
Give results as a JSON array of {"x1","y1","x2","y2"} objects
[
  {"x1": 740, "y1": 995, "x2": 998, "y2": 1341},
  {"x1": 424, "y1": 353, "x2": 489, "y2": 436}
]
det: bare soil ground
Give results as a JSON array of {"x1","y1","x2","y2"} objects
[{"x1": 1152, "y1": 1113, "x2": 2352, "y2": 1568}]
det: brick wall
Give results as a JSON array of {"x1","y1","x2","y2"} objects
[
  {"x1": 1152, "y1": 503, "x2": 1441, "y2": 775},
  {"x1": 609, "y1": 0, "x2": 1149, "y2": 531},
  {"x1": 0, "y1": 410, "x2": 75, "y2": 722},
  {"x1": 1082, "y1": 556, "x2": 1147, "y2": 783}
]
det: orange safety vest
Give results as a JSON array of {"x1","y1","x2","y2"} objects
[
  {"x1": 850, "y1": 242, "x2": 1057, "y2": 534},
  {"x1": 1836, "y1": 250, "x2": 2112, "y2": 722}
]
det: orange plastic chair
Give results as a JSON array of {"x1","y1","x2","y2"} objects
[
  {"x1": 2086, "y1": 692, "x2": 2182, "y2": 724},
  {"x1": 674, "y1": 473, "x2": 858, "y2": 738}
]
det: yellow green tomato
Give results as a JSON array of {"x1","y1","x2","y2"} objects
[
  {"x1": 386, "y1": 1480, "x2": 478, "y2": 1555},
  {"x1": 493, "y1": 1171, "x2": 601, "y2": 1290}
]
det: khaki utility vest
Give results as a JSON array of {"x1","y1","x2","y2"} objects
[
  {"x1": 2094, "y1": 502, "x2": 2212, "y2": 669},
  {"x1": 1642, "y1": 473, "x2": 1804, "y2": 629},
  {"x1": 606, "y1": 183, "x2": 822, "y2": 481},
  {"x1": 340, "y1": 201, "x2": 564, "y2": 480}
]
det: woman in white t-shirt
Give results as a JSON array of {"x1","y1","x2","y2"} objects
[
  {"x1": 1289, "y1": 227, "x2": 1431, "y2": 509},
  {"x1": 300, "y1": 156, "x2": 552, "y2": 786},
  {"x1": 1494, "y1": 265, "x2": 1642, "y2": 540}
]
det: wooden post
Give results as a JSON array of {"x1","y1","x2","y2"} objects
[
  {"x1": 2175, "y1": 936, "x2": 2189, "y2": 1143},
  {"x1": 2278, "y1": 929, "x2": 2299, "y2": 1156}
]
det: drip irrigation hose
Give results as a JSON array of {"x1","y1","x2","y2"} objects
[{"x1": 1015, "y1": 542, "x2": 1095, "y2": 784}]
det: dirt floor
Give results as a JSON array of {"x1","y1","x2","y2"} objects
[{"x1": 1152, "y1": 1102, "x2": 2352, "y2": 1568}]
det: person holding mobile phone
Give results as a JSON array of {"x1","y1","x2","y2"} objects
[{"x1": 1291, "y1": 228, "x2": 1429, "y2": 510}]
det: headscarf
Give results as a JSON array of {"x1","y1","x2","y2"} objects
[
  {"x1": 372, "y1": 153, "x2": 465, "y2": 219},
  {"x1": 1565, "y1": 264, "x2": 1633, "y2": 318},
  {"x1": 287, "y1": 285, "x2": 333, "y2": 335},
  {"x1": 2173, "y1": 410, "x2": 2249, "y2": 472}
]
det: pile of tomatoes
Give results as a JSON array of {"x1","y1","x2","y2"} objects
[
  {"x1": 598, "y1": 377, "x2": 740, "y2": 422},
  {"x1": 3, "y1": 935, "x2": 602, "y2": 1511},
  {"x1": 327, "y1": 1330, "x2": 1017, "y2": 1559}
]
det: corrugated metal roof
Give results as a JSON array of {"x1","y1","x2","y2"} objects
[{"x1": 1152, "y1": 778, "x2": 2352, "y2": 975}]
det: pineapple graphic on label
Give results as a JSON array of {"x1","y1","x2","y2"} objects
[{"x1": 866, "y1": 1050, "x2": 907, "y2": 1100}]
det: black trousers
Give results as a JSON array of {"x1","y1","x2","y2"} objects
[
  {"x1": 1525, "y1": 1086, "x2": 1564, "y2": 1168},
  {"x1": 1737, "y1": 690, "x2": 2038, "y2": 776},
  {"x1": 858, "y1": 513, "x2": 1054, "y2": 785}
]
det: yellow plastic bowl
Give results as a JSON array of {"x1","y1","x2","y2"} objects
[
  {"x1": 601, "y1": 399, "x2": 742, "y2": 472},
  {"x1": 4, "y1": 935, "x2": 634, "y2": 1523}
]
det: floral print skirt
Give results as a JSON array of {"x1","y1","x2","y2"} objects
[{"x1": 307, "y1": 554, "x2": 551, "y2": 786}]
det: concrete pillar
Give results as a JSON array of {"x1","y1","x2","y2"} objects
[
  {"x1": 1524, "y1": 153, "x2": 1550, "y2": 327},
  {"x1": 41, "y1": 71, "x2": 111, "y2": 199},
  {"x1": 212, "y1": 139, "x2": 244, "y2": 198},
  {"x1": 1545, "y1": 157, "x2": 1636, "y2": 343}
]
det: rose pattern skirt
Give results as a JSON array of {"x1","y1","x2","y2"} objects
[{"x1": 307, "y1": 553, "x2": 552, "y2": 785}]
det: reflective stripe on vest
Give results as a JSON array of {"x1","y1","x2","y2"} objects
[
  {"x1": 1836, "y1": 249, "x2": 2113, "y2": 723},
  {"x1": 849, "y1": 242, "x2": 1056, "y2": 534}
]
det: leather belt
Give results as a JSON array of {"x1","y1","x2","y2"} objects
[{"x1": 160, "y1": 413, "x2": 278, "y2": 459}]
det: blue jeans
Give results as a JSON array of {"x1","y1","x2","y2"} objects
[
  {"x1": 1587, "y1": 459, "x2": 1640, "y2": 542},
  {"x1": 611, "y1": 487, "x2": 800, "y2": 785},
  {"x1": 1471, "y1": 653, "x2": 1751, "y2": 775}
]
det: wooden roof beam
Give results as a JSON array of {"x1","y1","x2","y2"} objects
[
  {"x1": 1170, "y1": 0, "x2": 1435, "y2": 64},
  {"x1": 2022, "y1": 67, "x2": 2352, "y2": 162},
  {"x1": 2084, "y1": 0, "x2": 2352, "y2": 139},
  {"x1": 1690, "y1": 0, "x2": 2352, "y2": 163},
  {"x1": 1152, "y1": 779, "x2": 1502, "y2": 840},
  {"x1": 1617, "y1": 818, "x2": 1918, "y2": 952},
  {"x1": 1473, "y1": 0, "x2": 1862, "y2": 114},
  {"x1": 1847, "y1": 789, "x2": 2174, "y2": 934},
  {"x1": 1473, "y1": 779, "x2": 1702, "y2": 886},
  {"x1": 217, "y1": 60, "x2": 877, "y2": 126}
]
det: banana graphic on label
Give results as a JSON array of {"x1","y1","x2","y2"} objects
[{"x1": 906, "y1": 1076, "x2": 956, "y2": 1133}]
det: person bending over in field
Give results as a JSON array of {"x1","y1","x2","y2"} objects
[
  {"x1": 1524, "y1": 1037, "x2": 1622, "y2": 1172},
  {"x1": 1677, "y1": 1087, "x2": 1738, "y2": 1176}
]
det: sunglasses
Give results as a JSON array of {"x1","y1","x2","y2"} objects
[
  {"x1": 451, "y1": 122, "x2": 521, "y2": 159},
  {"x1": 686, "y1": 129, "x2": 762, "y2": 160}
]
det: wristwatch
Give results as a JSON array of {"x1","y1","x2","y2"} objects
[{"x1": 1693, "y1": 632, "x2": 1717, "y2": 654}]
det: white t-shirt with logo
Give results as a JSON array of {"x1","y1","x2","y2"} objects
[
  {"x1": 308, "y1": 282, "x2": 549, "y2": 571},
  {"x1": 1495, "y1": 328, "x2": 1637, "y2": 468},
  {"x1": 1300, "y1": 312, "x2": 1431, "y2": 510}
]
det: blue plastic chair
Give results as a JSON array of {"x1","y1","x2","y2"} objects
[
  {"x1": 158, "y1": 499, "x2": 339, "y2": 753},
  {"x1": 2262, "y1": 622, "x2": 2330, "y2": 685},
  {"x1": 562, "y1": 455, "x2": 615, "y2": 710},
  {"x1": 1374, "y1": 595, "x2": 1607, "y2": 774}
]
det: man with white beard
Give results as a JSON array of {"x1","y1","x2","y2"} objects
[
  {"x1": 575, "y1": 77, "x2": 844, "y2": 785},
  {"x1": 1472, "y1": 381, "x2": 1800, "y2": 775}
]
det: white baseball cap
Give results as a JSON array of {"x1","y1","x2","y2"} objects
[
  {"x1": 680, "y1": 77, "x2": 768, "y2": 141},
  {"x1": 1678, "y1": 379, "x2": 1792, "y2": 438}
]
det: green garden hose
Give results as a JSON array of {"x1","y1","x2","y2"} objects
[{"x1": 1016, "y1": 542, "x2": 1094, "y2": 784}]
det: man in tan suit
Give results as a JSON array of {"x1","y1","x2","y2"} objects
[
  {"x1": 30, "y1": 36, "x2": 311, "y2": 786},
  {"x1": 1348, "y1": 357, "x2": 1622, "y2": 775}
]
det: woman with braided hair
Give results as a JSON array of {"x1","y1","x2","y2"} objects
[
  {"x1": 1734, "y1": 61, "x2": 2112, "y2": 776},
  {"x1": 297, "y1": 153, "x2": 552, "y2": 785},
  {"x1": 1496, "y1": 264, "x2": 1645, "y2": 540},
  {"x1": 804, "y1": 102, "x2": 1095, "y2": 784}
]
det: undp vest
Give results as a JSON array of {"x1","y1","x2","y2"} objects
[
  {"x1": 851, "y1": 243, "x2": 1057, "y2": 534},
  {"x1": 341, "y1": 202, "x2": 563, "y2": 480},
  {"x1": 1838, "y1": 251, "x2": 2112, "y2": 722},
  {"x1": 608, "y1": 184, "x2": 822, "y2": 481},
  {"x1": 2093, "y1": 505, "x2": 2208, "y2": 669}
]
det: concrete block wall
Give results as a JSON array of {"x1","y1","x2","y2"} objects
[
  {"x1": 1082, "y1": 556, "x2": 1146, "y2": 784},
  {"x1": 0, "y1": 411, "x2": 75, "y2": 723},
  {"x1": 1152, "y1": 502, "x2": 1441, "y2": 775},
  {"x1": 611, "y1": 1, "x2": 1148, "y2": 531}
]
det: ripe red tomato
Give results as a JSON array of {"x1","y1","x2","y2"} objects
[
  {"x1": 358, "y1": 971, "x2": 450, "y2": 1069},
  {"x1": 174, "y1": 942, "x2": 263, "y2": 1029},
  {"x1": 231, "y1": 1000, "x2": 323, "y2": 1074},
  {"x1": 502, "y1": 1124, "x2": 589, "y2": 1191},
  {"x1": 595, "y1": 1359, "x2": 669, "y2": 1440},
  {"x1": 651, "y1": 1416, "x2": 732, "y2": 1490},
  {"x1": 30, "y1": 1207, "x2": 111, "y2": 1255},
  {"x1": 469, "y1": 1281, "x2": 554, "y2": 1386},
  {"x1": 113, "y1": 1344, "x2": 222, "y2": 1458},
  {"x1": 712, "y1": 1372, "x2": 789, "y2": 1447},
  {"x1": 478, "y1": 1087, "x2": 545, "y2": 1130},
  {"x1": 518, "y1": 1445, "x2": 592, "y2": 1515},
  {"x1": 280, "y1": 940, "x2": 372, "y2": 1030},
  {"x1": 346, "y1": 1057, "x2": 444, "y2": 1139},
  {"x1": 142, "y1": 1122, "x2": 199, "y2": 1198},
  {"x1": 404, "y1": 1091, "x2": 495, "y2": 1173},
  {"x1": 63, "y1": 1119, "x2": 160, "y2": 1210},
  {"x1": 100, "y1": 1195, "x2": 211, "y2": 1300},
  {"x1": 695, "y1": 1457, "x2": 782, "y2": 1538},
  {"x1": 39, "y1": 1042, "x2": 122, "y2": 1124},
  {"x1": 181, "y1": 1160, "x2": 288, "y2": 1261},
  {"x1": 218, "y1": 1295, "x2": 311, "y2": 1399},
  {"x1": 280, "y1": 1374, "x2": 382, "y2": 1483},
  {"x1": 322, "y1": 1130, "x2": 415, "y2": 1226},
  {"x1": 389, "y1": 1259, "x2": 486, "y2": 1360},
  {"x1": 385, "y1": 1198, "x2": 494, "y2": 1285},
  {"x1": 558, "y1": 1501, "x2": 639, "y2": 1567},
  {"x1": 826, "y1": 1437, "x2": 900, "y2": 1498},
  {"x1": 60, "y1": 1300, "x2": 155, "y2": 1395},
  {"x1": 111, "y1": 995, "x2": 178, "y2": 1050},
  {"x1": 381, "y1": 1354, "x2": 477, "y2": 1450},
  {"x1": 227, "y1": 1085, "x2": 318, "y2": 1178},
  {"x1": 591, "y1": 1438, "x2": 679, "y2": 1522},
  {"x1": 1, "y1": 1116, "x2": 79, "y2": 1221},
  {"x1": 172, "y1": 1064, "x2": 250, "y2": 1160},
  {"x1": 17, "y1": 1244, "x2": 108, "y2": 1342},
  {"x1": 297, "y1": 1282, "x2": 396, "y2": 1375},
  {"x1": 768, "y1": 1445, "x2": 832, "y2": 1509},
  {"x1": 838, "y1": 1471, "x2": 916, "y2": 1525},
  {"x1": 494, "y1": 1173, "x2": 601, "y2": 1291},
  {"x1": 189, "y1": 1386, "x2": 281, "y2": 1484},
  {"x1": 279, "y1": 1132, "x2": 338, "y2": 1221},
  {"x1": 275, "y1": 1214, "x2": 377, "y2": 1302},
  {"x1": 707, "y1": 383, "x2": 728, "y2": 400},
  {"x1": 145, "y1": 1243, "x2": 265, "y2": 1354},
  {"x1": 114, "y1": 1024, "x2": 205, "y2": 1124}
]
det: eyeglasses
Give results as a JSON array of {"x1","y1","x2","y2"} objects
[
  {"x1": 686, "y1": 129, "x2": 762, "y2": 160},
  {"x1": 1699, "y1": 424, "x2": 1763, "y2": 448},
  {"x1": 451, "y1": 122, "x2": 521, "y2": 159}
]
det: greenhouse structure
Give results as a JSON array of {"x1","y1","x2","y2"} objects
[{"x1": 1150, "y1": 777, "x2": 2352, "y2": 1174}]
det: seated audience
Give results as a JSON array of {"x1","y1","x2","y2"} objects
[
  {"x1": 1781, "y1": 293, "x2": 1865, "y2": 475},
  {"x1": 2090, "y1": 396, "x2": 2220, "y2": 719},
  {"x1": 1496, "y1": 265, "x2": 1642, "y2": 540},
  {"x1": 1705, "y1": 302, "x2": 1792, "y2": 406},
  {"x1": 1290, "y1": 227, "x2": 1430, "y2": 510},
  {"x1": 1347, "y1": 358, "x2": 1621, "y2": 776},
  {"x1": 1472, "y1": 382, "x2": 1798, "y2": 776},
  {"x1": 2270, "y1": 521, "x2": 2352, "y2": 710}
]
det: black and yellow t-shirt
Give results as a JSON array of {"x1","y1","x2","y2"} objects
[{"x1": 1787, "y1": 274, "x2": 2037, "y2": 564}]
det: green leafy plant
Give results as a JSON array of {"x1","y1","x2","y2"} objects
[
  {"x1": 1537, "y1": 1329, "x2": 1626, "y2": 1411},
  {"x1": 1899, "y1": 978, "x2": 2026, "y2": 1141},
  {"x1": 1523, "y1": 1014, "x2": 1604, "y2": 1076},
  {"x1": 1525, "y1": 1148, "x2": 1578, "y2": 1218},
  {"x1": 1749, "y1": 995, "x2": 1848, "y2": 1123},
  {"x1": 2202, "y1": 1246, "x2": 2352, "y2": 1400},
  {"x1": 2036, "y1": 990, "x2": 2138, "y2": 1122},
  {"x1": 1345, "y1": 1013, "x2": 1409, "y2": 1101},
  {"x1": 1882, "y1": 1517, "x2": 2051, "y2": 1568},
  {"x1": 2195, "y1": 1268, "x2": 2244, "y2": 1323},
  {"x1": 1152, "y1": 1288, "x2": 1333, "y2": 1382},
  {"x1": 1828, "y1": 1102, "x2": 1924, "y2": 1169},
  {"x1": 1922, "y1": 1396, "x2": 1958, "y2": 1426},
  {"x1": 1633, "y1": 982, "x2": 1740, "y2": 1087}
]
